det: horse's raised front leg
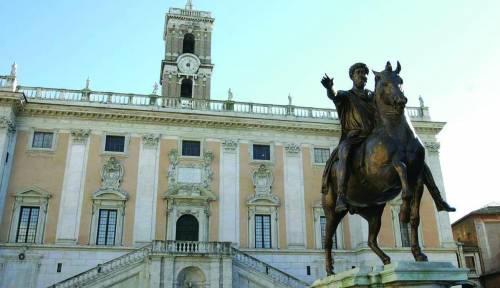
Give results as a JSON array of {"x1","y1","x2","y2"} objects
[
  {"x1": 323, "y1": 191, "x2": 347, "y2": 276},
  {"x1": 410, "y1": 177, "x2": 428, "y2": 262},
  {"x1": 393, "y1": 159, "x2": 411, "y2": 223},
  {"x1": 362, "y1": 205, "x2": 391, "y2": 265}
]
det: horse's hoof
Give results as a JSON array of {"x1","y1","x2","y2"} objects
[
  {"x1": 326, "y1": 270, "x2": 335, "y2": 276},
  {"x1": 436, "y1": 201, "x2": 456, "y2": 212},
  {"x1": 383, "y1": 257, "x2": 391, "y2": 265},
  {"x1": 415, "y1": 254, "x2": 428, "y2": 262}
]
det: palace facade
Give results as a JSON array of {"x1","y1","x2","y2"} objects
[{"x1": 0, "y1": 2, "x2": 458, "y2": 287}]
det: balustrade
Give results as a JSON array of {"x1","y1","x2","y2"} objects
[
  {"x1": 11, "y1": 85, "x2": 428, "y2": 121},
  {"x1": 231, "y1": 247, "x2": 309, "y2": 288}
]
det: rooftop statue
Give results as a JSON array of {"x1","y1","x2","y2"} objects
[{"x1": 320, "y1": 62, "x2": 455, "y2": 275}]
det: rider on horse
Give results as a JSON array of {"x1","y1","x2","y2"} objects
[{"x1": 321, "y1": 63, "x2": 454, "y2": 213}]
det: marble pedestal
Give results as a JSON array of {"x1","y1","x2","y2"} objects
[{"x1": 310, "y1": 262, "x2": 468, "y2": 288}]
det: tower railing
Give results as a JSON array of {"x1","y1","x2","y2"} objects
[{"x1": 13, "y1": 85, "x2": 430, "y2": 121}]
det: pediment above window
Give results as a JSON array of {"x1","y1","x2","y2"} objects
[
  {"x1": 14, "y1": 186, "x2": 51, "y2": 205},
  {"x1": 246, "y1": 194, "x2": 280, "y2": 207},
  {"x1": 92, "y1": 189, "x2": 128, "y2": 201}
]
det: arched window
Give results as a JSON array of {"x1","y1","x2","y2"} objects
[
  {"x1": 183, "y1": 33, "x2": 195, "y2": 54},
  {"x1": 176, "y1": 214, "x2": 199, "y2": 241},
  {"x1": 180, "y1": 79, "x2": 193, "y2": 98}
]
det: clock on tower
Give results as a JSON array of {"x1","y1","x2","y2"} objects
[{"x1": 160, "y1": 1, "x2": 214, "y2": 101}]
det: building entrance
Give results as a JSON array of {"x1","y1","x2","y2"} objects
[{"x1": 176, "y1": 214, "x2": 199, "y2": 241}]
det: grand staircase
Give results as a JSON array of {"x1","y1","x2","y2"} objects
[{"x1": 48, "y1": 240, "x2": 309, "y2": 288}]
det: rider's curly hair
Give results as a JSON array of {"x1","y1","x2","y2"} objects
[{"x1": 349, "y1": 63, "x2": 369, "y2": 79}]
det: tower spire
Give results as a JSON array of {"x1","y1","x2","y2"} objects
[{"x1": 185, "y1": 0, "x2": 193, "y2": 10}]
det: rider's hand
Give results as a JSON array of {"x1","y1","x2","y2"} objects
[{"x1": 321, "y1": 74, "x2": 334, "y2": 90}]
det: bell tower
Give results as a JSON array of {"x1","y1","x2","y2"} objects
[{"x1": 160, "y1": 0, "x2": 214, "y2": 100}]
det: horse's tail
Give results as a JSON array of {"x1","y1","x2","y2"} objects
[
  {"x1": 422, "y1": 164, "x2": 440, "y2": 196},
  {"x1": 422, "y1": 164, "x2": 456, "y2": 212}
]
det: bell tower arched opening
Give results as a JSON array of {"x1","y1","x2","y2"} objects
[{"x1": 183, "y1": 33, "x2": 195, "y2": 54}]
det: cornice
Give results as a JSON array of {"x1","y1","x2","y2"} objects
[
  {"x1": 20, "y1": 102, "x2": 341, "y2": 135},
  {"x1": 0, "y1": 91, "x2": 26, "y2": 113},
  {"x1": 18, "y1": 101, "x2": 445, "y2": 136}
]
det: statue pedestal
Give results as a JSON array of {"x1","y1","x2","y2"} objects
[{"x1": 310, "y1": 262, "x2": 468, "y2": 288}]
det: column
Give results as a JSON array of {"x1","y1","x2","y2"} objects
[
  {"x1": 218, "y1": 139, "x2": 240, "y2": 245},
  {"x1": 133, "y1": 134, "x2": 160, "y2": 245},
  {"x1": 425, "y1": 141, "x2": 455, "y2": 248},
  {"x1": 55, "y1": 129, "x2": 90, "y2": 244},
  {"x1": 283, "y1": 143, "x2": 306, "y2": 248}
]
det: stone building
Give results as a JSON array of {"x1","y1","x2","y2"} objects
[
  {"x1": 453, "y1": 204, "x2": 500, "y2": 288},
  {"x1": 0, "y1": 1, "x2": 458, "y2": 287}
]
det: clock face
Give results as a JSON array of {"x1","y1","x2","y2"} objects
[{"x1": 177, "y1": 54, "x2": 200, "y2": 74}]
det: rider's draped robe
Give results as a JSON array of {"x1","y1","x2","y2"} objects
[{"x1": 321, "y1": 88, "x2": 376, "y2": 195}]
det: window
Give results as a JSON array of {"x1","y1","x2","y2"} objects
[
  {"x1": 255, "y1": 214, "x2": 272, "y2": 248},
  {"x1": 253, "y1": 144, "x2": 270, "y2": 161},
  {"x1": 320, "y1": 216, "x2": 337, "y2": 249},
  {"x1": 32, "y1": 131, "x2": 54, "y2": 149},
  {"x1": 96, "y1": 209, "x2": 117, "y2": 245},
  {"x1": 400, "y1": 221, "x2": 411, "y2": 247},
  {"x1": 105, "y1": 135, "x2": 125, "y2": 152},
  {"x1": 314, "y1": 148, "x2": 330, "y2": 164},
  {"x1": 465, "y1": 256, "x2": 476, "y2": 274},
  {"x1": 183, "y1": 33, "x2": 195, "y2": 54},
  {"x1": 182, "y1": 140, "x2": 201, "y2": 156},
  {"x1": 180, "y1": 79, "x2": 193, "y2": 98},
  {"x1": 16, "y1": 206, "x2": 40, "y2": 243}
]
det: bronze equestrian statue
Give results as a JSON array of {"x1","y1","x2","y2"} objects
[{"x1": 320, "y1": 62, "x2": 455, "y2": 275}]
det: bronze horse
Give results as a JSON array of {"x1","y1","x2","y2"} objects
[{"x1": 322, "y1": 62, "x2": 439, "y2": 275}]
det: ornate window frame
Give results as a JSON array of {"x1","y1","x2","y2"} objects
[
  {"x1": 247, "y1": 164, "x2": 280, "y2": 249},
  {"x1": 312, "y1": 204, "x2": 344, "y2": 250},
  {"x1": 9, "y1": 186, "x2": 51, "y2": 244},
  {"x1": 164, "y1": 149, "x2": 216, "y2": 241},
  {"x1": 89, "y1": 190, "x2": 127, "y2": 246},
  {"x1": 101, "y1": 132, "x2": 130, "y2": 156},
  {"x1": 26, "y1": 128, "x2": 58, "y2": 153},
  {"x1": 89, "y1": 157, "x2": 128, "y2": 246}
]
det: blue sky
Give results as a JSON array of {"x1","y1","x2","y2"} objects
[{"x1": 1, "y1": 0, "x2": 499, "y2": 221}]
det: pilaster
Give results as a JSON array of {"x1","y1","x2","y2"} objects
[
  {"x1": 55, "y1": 129, "x2": 91, "y2": 244},
  {"x1": 133, "y1": 134, "x2": 161, "y2": 245},
  {"x1": 424, "y1": 141, "x2": 455, "y2": 248},
  {"x1": 0, "y1": 113, "x2": 16, "y2": 224},
  {"x1": 218, "y1": 139, "x2": 240, "y2": 245},
  {"x1": 283, "y1": 143, "x2": 307, "y2": 248}
]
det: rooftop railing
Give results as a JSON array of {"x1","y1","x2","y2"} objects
[{"x1": 11, "y1": 85, "x2": 431, "y2": 121}]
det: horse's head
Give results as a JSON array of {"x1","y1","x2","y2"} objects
[{"x1": 373, "y1": 61, "x2": 407, "y2": 116}]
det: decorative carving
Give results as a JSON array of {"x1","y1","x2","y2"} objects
[
  {"x1": 424, "y1": 142, "x2": 440, "y2": 152},
  {"x1": 142, "y1": 134, "x2": 159, "y2": 148},
  {"x1": 101, "y1": 157, "x2": 124, "y2": 191},
  {"x1": 252, "y1": 164, "x2": 273, "y2": 196},
  {"x1": 165, "y1": 149, "x2": 216, "y2": 201},
  {"x1": 71, "y1": 129, "x2": 90, "y2": 144},
  {"x1": 0, "y1": 116, "x2": 15, "y2": 133},
  {"x1": 222, "y1": 139, "x2": 238, "y2": 152},
  {"x1": 284, "y1": 143, "x2": 301, "y2": 154}
]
